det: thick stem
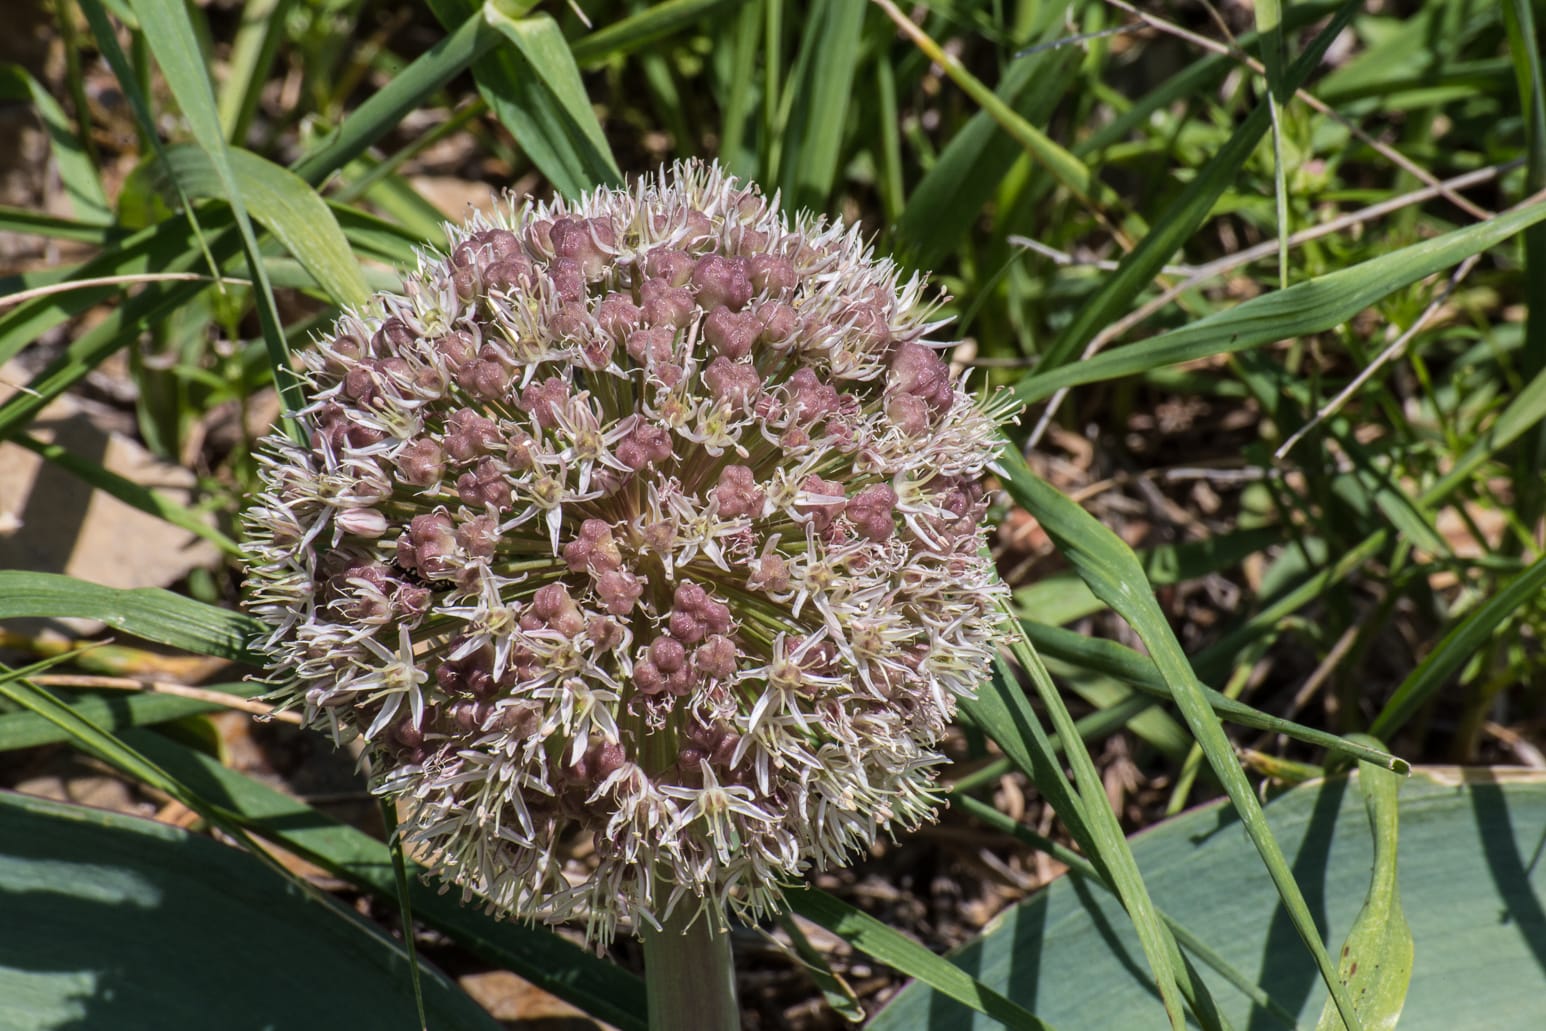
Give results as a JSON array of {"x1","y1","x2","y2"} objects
[{"x1": 641, "y1": 905, "x2": 739, "y2": 1031}]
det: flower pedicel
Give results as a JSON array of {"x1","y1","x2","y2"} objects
[{"x1": 242, "y1": 161, "x2": 1010, "y2": 946}]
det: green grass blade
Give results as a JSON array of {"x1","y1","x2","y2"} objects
[
  {"x1": 433, "y1": 1, "x2": 620, "y2": 198},
  {"x1": 11, "y1": 432, "x2": 238, "y2": 555},
  {"x1": 954, "y1": 795, "x2": 1297, "y2": 1029},
  {"x1": 782, "y1": 887, "x2": 1056, "y2": 1031},
  {"x1": 995, "y1": 448, "x2": 1366, "y2": 1030},
  {"x1": 0, "y1": 205, "x2": 117, "y2": 243},
  {"x1": 998, "y1": 615, "x2": 1194, "y2": 1029},
  {"x1": 1015, "y1": 197, "x2": 1546, "y2": 405},
  {"x1": 217, "y1": 0, "x2": 293, "y2": 143},
  {"x1": 1022, "y1": 619, "x2": 1407, "y2": 773},
  {"x1": 150, "y1": 144, "x2": 371, "y2": 308},
  {"x1": 292, "y1": 9, "x2": 498, "y2": 185},
  {"x1": 0, "y1": 683, "x2": 265, "y2": 751},
  {"x1": 570, "y1": 0, "x2": 742, "y2": 66},
  {"x1": 0, "y1": 64, "x2": 111, "y2": 223},
  {"x1": 1370, "y1": 552, "x2": 1546, "y2": 740},
  {"x1": 894, "y1": 12, "x2": 1082, "y2": 268},
  {"x1": 0, "y1": 571, "x2": 262, "y2": 663},
  {"x1": 774, "y1": 0, "x2": 863, "y2": 214},
  {"x1": 1034, "y1": 1, "x2": 1360, "y2": 372},
  {"x1": 125, "y1": 0, "x2": 303, "y2": 437}
]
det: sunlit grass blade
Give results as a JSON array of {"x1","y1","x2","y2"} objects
[
  {"x1": 292, "y1": 8, "x2": 497, "y2": 185},
  {"x1": 1369, "y1": 552, "x2": 1546, "y2": 740},
  {"x1": 0, "y1": 682, "x2": 265, "y2": 751},
  {"x1": 217, "y1": 0, "x2": 292, "y2": 143},
  {"x1": 10, "y1": 432, "x2": 238, "y2": 555},
  {"x1": 0, "y1": 571, "x2": 262, "y2": 663},
  {"x1": 0, "y1": 65, "x2": 111, "y2": 224},
  {"x1": 877, "y1": 0, "x2": 1133, "y2": 240},
  {"x1": 1033, "y1": 0, "x2": 1360, "y2": 372},
  {"x1": 782, "y1": 887, "x2": 1055, "y2": 1031},
  {"x1": 994, "y1": 447, "x2": 1366, "y2": 1029},
  {"x1": 1021, "y1": 619, "x2": 1407, "y2": 773},
  {"x1": 1015, "y1": 197, "x2": 1546, "y2": 404},
  {"x1": 953, "y1": 795, "x2": 1300, "y2": 1029},
  {"x1": 0, "y1": 205, "x2": 117, "y2": 244},
  {"x1": 125, "y1": 0, "x2": 303, "y2": 436},
  {"x1": 570, "y1": 0, "x2": 742, "y2": 67},
  {"x1": 774, "y1": 0, "x2": 863, "y2": 214},
  {"x1": 993, "y1": 616, "x2": 1195, "y2": 1029},
  {"x1": 894, "y1": 9, "x2": 1082, "y2": 268},
  {"x1": 149, "y1": 145, "x2": 370, "y2": 308},
  {"x1": 431, "y1": 1, "x2": 620, "y2": 198}
]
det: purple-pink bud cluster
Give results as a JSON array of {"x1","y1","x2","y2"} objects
[{"x1": 242, "y1": 161, "x2": 1009, "y2": 944}]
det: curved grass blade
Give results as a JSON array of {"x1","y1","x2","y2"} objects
[
  {"x1": 0, "y1": 571, "x2": 262, "y2": 664},
  {"x1": 0, "y1": 65, "x2": 111, "y2": 224},
  {"x1": 994, "y1": 448, "x2": 1366, "y2": 1029},
  {"x1": 774, "y1": 0, "x2": 863, "y2": 214},
  {"x1": 570, "y1": 0, "x2": 743, "y2": 67},
  {"x1": 1369, "y1": 552, "x2": 1546, "y2": 741},
  {"x1": 427, "y1": 1, "x2": 620, "y2": 198},
  {"x1": 148, "y1": 144, "x2": 370, "y2": 308},
  {"x1": 11, "y1": 432, "x2": 239, "y2": 555},
  {"x1": 783, "y1": 887, "x2": 1056, "y2": 1031},
  {"x1": 1032, "y1": 1, "x2": 1360, "y2": 373},
  {"x1": 1022, "y1": 619, "x2": 1407, "y2": 773},
  {"x1": 953, "y1": 795, "x2": 1299, "y2": 1029},
  {"x1": 1015, "y1": 197, "x2": 1546, "y2": 405},
  {"x1": 0, "y1": 682, "x2": 265, "y2": 751},
  {"x1": 992, "y1": 616, "x2": 1196, "y2": 1029},
  {"x1": 125, "y1": 0, "x2": 303, "y2": 436}
]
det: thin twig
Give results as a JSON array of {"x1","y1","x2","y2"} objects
[
  {"x1": 1274, "y1": 251, "x2": 1482, "y2": 460},
  {"x1": 1006, "y1": 235, "x2": 1196, "y2": 275},
  {"x1": 29, "y1": 673, "x2": 301, "y2": 724},
  {"x1": 0, "y1": 272, "x2": 236, "y2": 308}
]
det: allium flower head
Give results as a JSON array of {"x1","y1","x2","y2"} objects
[{"x1": 243, "y1": 161, "x2": 1009, "y2": 944}]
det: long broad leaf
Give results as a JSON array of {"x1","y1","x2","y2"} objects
[
  {"x1": 995, "y1": 448, "x2": 1365, "y2": 1028},
  {"x1": 127, "y1": 731, "x2": 650, "y2": 1031},
  {"x1": 0, "y1": 791, "x2": 500, "y2": 1031}
]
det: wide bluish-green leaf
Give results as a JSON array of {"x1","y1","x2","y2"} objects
[
  {"x1": 872, "y1": 769, "x2": 1540, "y2": 1030},
  {"x1": 0, "y1": 791, "x2": 500, "y2": 1031},
  {"x1": 127, "y1": 731, "x2": 649, "y2": 1031}
]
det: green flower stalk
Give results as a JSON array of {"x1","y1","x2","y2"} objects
[{"x1": 242, "y1": 160, "x2": 1008, "y2": 1023}]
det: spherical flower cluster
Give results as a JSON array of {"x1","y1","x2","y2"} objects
[{"x1": 242, "y1": 161, "x2": 1010, "y2": 944}]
